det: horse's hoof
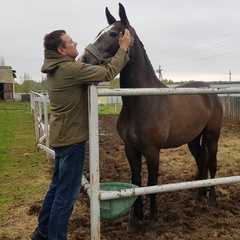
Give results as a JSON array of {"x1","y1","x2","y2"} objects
[
  {"x1": 145, "y1": 224, "x2": 157, "y2": 239},
  {"x1": 145, "y1": 231, "x2": 157, "y2": 239},
  {"x1": 195, "y1": 194, "x2": 203, "y2": 202},
  {"x1": 195, "y1": 191, "x2": 207, "y2": 203},
  {"x1": 208, "y1": 198, "x2": 217, "y2": 207},
  {"x1": 126, "y1": 218, "x2": 142, "y2": 233},
  {"x1": 144, "y1": 220, "x2": 158, "y2": 239}
]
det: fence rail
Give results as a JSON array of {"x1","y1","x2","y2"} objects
[{"x1": 104, "y1": 95, "x2": 240, "y2": 119}]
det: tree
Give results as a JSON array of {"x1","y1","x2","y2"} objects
[
  {"x1": 162, "y1": 79, "x2": 174, "y2": 85},
  {"x1": 19, "y1": 73, "x2": 33, "y2": 93},
  {"x1": 14, "y1": 76, "x2": 48, "y2": 93},
  {"x1": 0, "y1": 56, "x2": 6, "y2": 66}
]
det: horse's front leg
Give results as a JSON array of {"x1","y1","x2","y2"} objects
[
  {"x1": 124, "y1": 145, "x2": 143, "y2": 232},
  {"x1": 144, "y1": 149, "x2": 160, "y2": 239}
]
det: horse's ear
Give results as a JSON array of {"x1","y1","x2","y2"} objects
[
  {"x1": 119, "y1": 3, "x2": 130, "y2": 28},
  {"x1": 106, "y1": 7, "x2": 117, "y2": 25}
]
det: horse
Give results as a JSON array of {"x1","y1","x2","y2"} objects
[{"x1": 80, "y1": 3, "x2": 223, "y2": 238}]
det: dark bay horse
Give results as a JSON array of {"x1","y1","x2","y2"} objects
[{"x1": 81, "y1": 3, "x2": 223, "y2": 238}]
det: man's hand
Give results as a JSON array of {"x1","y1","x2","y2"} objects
[{"x1": 118, "y1": 29, "x2": 131, "y2": 52}]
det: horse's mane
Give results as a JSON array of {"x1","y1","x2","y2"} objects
[{"x1": 135, "y1": 34, "x2": 157, "y2": 77}]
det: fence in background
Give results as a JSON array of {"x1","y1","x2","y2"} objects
[
  {"x1": 30, "y1": 91, "x2": 54, "y2": 157},
  {"x1": 220, "y1": 96, "x2": 240, "y2": 118},
  {"x1": 107, "y1": 95, "x2": 240, "y2": 119}
]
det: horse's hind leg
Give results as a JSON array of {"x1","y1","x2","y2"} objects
[
  {"x1": 188, "y1": 135, "x2": 209, "y2": 201},
  {"x1": 124, "y1": 145, "x2": 143, "y2": 232},
  {"x1": 188, "y1": 133, "x2": 219, "y2": 206},
  {"x1": 205, "y1": 135, "x2": 219, "y2": 206}
]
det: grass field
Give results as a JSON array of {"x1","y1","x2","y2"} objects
[
  {"x1": 0, "y1": 101, "x2": 121, "y2": 213},
  {"x1": 0, "y1": 101, "x2": 49, "y2": 213}
]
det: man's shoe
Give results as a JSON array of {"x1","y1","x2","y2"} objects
[{"x1": 29, "y1": 229, "x2": 48, "y2": 240}]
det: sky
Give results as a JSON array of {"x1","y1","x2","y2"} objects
[{"x1": 1, "y1": 0, "x2": 240, "y2": 83}]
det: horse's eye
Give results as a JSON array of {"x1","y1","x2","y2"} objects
[
  {"x1": 81, "y1": 56, "x2": 86, "y2": 63},
  {"x1": 110, "y1": 32, "x2": 118, "y2": 38}
]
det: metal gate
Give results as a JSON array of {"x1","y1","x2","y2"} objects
[{"x1": 31, "y1": 86, "x2": 240, "y2": 240}]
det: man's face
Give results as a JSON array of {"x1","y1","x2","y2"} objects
[{"x1": 58, "y1": 34, "x2": 78, "y2": 58}]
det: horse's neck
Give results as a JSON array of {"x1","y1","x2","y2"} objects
[{"x1": 120, "y1": 36, "x2": 166, "y2": 88}]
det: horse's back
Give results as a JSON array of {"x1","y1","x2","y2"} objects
[
  {"x1": 176, "y1": 81, "x2": 210, "y2": 88},
  {"x1": 176, "y1": 81, "x2": 223, "y2": 117}
]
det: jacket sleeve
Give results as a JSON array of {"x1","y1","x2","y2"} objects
[{"x1": 72, "y1": 48, "x2": 129, "y2": 83}]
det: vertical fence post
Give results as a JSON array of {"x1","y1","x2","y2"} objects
[
  {"x1": 88, "y1": 84, "x2": 101, "y2": 240},
  {"x1": 43, "y1": 101, "x2": 50, "y2": 158},
  {"x1": 33, "y1": 96, "x2": 40, "y2": 144}
]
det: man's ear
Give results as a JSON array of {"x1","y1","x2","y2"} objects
[{"x1": 57, "y1": 47, "x2": 66, "y2": 55}]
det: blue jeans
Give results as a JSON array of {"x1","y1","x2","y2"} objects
[{"x1": 37, "y1": 142, "x2": 86, "y2": 240}]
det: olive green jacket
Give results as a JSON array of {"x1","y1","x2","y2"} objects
[{"x1": 41, "y1": 48, "x2": 129, "y2": 147}]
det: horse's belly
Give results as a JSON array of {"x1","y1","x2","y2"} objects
[
  {"x1": 163, "y1": 136, "x2": 195, "y2": 149},
  {"x1": 162, "y1": 126, "x2": 204, "y2": 148}
]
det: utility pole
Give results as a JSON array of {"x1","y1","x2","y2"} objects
[
  {"x1": 229, "y1": 70, "x2": 232, "y2": 82},
  {"x1": 156, "y1": 65, "x2": 162, "y2": 81}
]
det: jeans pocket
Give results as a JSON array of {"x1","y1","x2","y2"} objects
[{"x1": 53, "y1": 145, "x2": 72, "y2": 158}]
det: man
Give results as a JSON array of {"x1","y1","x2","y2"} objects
[{"x1": 30, "y1": 29, "x2": 131, "y2": 240}]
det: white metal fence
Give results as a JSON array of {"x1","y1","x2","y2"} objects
[
  {"x1": 30, "y1": 92, "x2": 54, "y2": 157},
  {"x1": 220, "y1": 96, "x2": 240, "y2": 118},
  {"x1": 31, "y1": 86, "x2": 240, "y2": 240}
]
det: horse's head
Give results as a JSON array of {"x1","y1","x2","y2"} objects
[{"x1": 80, "y1": 3, "x2": 135, "y2": 65}]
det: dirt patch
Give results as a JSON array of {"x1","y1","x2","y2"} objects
[{"x1": 2, "y1": 116, "x2": 240, "y2": 240}]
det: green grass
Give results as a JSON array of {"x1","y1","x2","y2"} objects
[
  {"x1": 0, "y1": 101, "x2": 48, "y2": 211},
  {"x1": 0, "y1": 102, "x2": 26, "y2": 167},
  {"x1": 98, "y1": 104, "x2": 122, "y2": 115}
]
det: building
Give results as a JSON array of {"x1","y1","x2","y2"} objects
[
  {"x1": 0, "y1": 66, "x2": 16, "y2": 100},
  {"x1": 98, "y1": 81, "x2": 110, "y2": 104}
]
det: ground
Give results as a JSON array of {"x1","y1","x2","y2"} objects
[{"x1": 2, "y1": 116, "x2": 240, "y2": 240}]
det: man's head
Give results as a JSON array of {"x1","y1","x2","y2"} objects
[{"x1": 44, "y1": 30, "x2": 78, "y2": 58}]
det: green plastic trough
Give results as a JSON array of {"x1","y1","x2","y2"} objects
[{"x1": 100, "y1": 182, "x2": 138, "y2": 220}]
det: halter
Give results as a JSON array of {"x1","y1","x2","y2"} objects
[
  {"x1": 85, "y1": 30, "x2": 134, "y2": 65},
  {"x1": 84, "y1": 44, "x2": 112, "y2": 65}
]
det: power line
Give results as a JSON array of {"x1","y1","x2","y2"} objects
[
  {"x1": 157, "y1": 30, "x2": 240, "y2": 56},
  {"x1": 162, "y1": 37, "x2": 240, "y2": 61},
  {"x1": 162, "y1": 49, "x2": 240, "y2": 67}
]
